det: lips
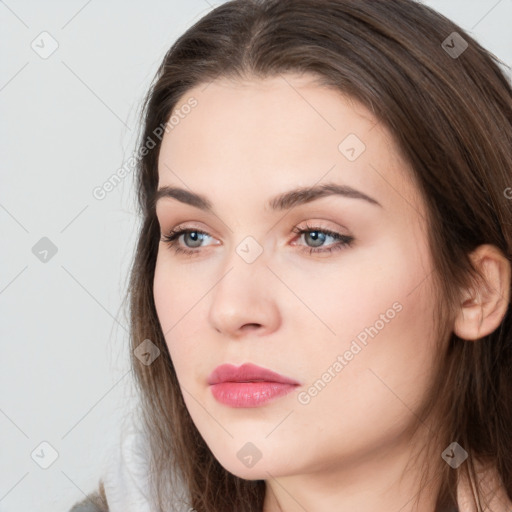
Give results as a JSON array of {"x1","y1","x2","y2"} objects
[
  {"x1": 207, "y1": 363, "x2": 300, "y2": 408},
  {"x1": 207, "y1": 363, "x2": 300, "y2": 385}
]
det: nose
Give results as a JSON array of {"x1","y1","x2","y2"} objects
[{"x1": 208, "y1": 252, "x2": 281, "y2": 338}]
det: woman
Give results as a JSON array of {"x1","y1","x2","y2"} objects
[{"x1": 70, "y1": 0, "x2": 512, "y2": 510}]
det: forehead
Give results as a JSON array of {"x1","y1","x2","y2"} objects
[{"x1": 157, "y1": 73, "x2": 425, "y2": 217}]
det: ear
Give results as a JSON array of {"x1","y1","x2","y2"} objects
[{"x1": 453, "y1": 244, "x2": 511, "y2": 340}]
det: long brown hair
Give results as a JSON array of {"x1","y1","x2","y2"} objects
[{"x1": 124, "y1": 1, "x2": 512, "y2": 510}]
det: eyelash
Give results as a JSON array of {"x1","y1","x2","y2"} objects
[{"x1": 160, "y1": 223, "x2": 354, "y2": 257}]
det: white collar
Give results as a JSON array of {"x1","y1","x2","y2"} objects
[{"x1": 101, "y1": 412, "x2": 153, "y2": 512}]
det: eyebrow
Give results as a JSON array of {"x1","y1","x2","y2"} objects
[{"x1": 154, "y1": 182, "x2": 382, "y2": 212}]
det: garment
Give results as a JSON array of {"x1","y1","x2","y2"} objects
[
  {"x1": 68, "y1": 412, "x2": 512, "y2": 512},
  {"x1": 68, "y1": 411, "x2": 154, "y2": 512},
  {"x1": 69, "y1": 410, "x2": 192, "y2": 512},
  {"x1": 101, "y1": 411, "x2": 154, "y2": 511}
]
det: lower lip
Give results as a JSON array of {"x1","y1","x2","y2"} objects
[{"x1": 209, "y1": 382, "x2": 298, "y2": 408}]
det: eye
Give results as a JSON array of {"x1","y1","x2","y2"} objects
[
  {"x1": 160, "y1": 223, "x2": 354, "y2": 257},
  {"x1": 291, "y1": 223, "x2": 354, "y2": 255},
  {"x1": 160, "y1": 227, "x2": 216, "y2": 256}
]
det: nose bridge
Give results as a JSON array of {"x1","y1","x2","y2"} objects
[
  {"x1": 213, "y1": 233, "x2": 268, "y2": 303},
  {"x1": 207, "y1": 234, "x2": 279, "y2": 335}
]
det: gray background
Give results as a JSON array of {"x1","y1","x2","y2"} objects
[{"x1": 0, "y1": 1, "x2": 510, "y2": 511}]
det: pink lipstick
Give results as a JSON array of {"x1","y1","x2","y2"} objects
[{"x1": 207, "y1": 363, "x2": 300, "y2": 408}]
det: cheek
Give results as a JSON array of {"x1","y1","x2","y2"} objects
[
  {"x1": 298, "y1": 231, "x2": 438, "y2": 385},
  {"x1": 153, "y1": 252, "x2": 218, "y2": 385},
  {"x1": 291, "y1": 265, "x2": 439, "y2": 458},
  {"x1": 304, "y1": 239, "x2": 438, "y2": 411},
  {"x1": 153, "y1": 256, "x2": 176, "y2": 334},
  {"x1": 282, "y1": 238, "x2": 433, "y2": 346},
  {"x1": 153, "y1": 255, "x2": 195, "y2": 366},
  {"x1": 153, "y1": 250, "x2": 211, "y2": 331}
]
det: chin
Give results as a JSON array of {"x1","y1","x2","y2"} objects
[{"x1": 213, "y1": 447, "x2": 298, "y2": 481}]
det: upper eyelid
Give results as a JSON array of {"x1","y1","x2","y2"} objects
[
  {"x1": 163, "y1": 217, "x2": 347, "y2": 232},
  {"x1": 165, "y1": 222, "x2": 343, "y2": 235},
  {"x1": 163, "y1": 224, "x2": 347, "y2": 244}
]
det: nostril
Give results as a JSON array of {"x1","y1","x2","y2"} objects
[{"x1": 242, "y1": 323, "x2": 261, "y2": 330}]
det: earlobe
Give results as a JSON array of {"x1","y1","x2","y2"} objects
[{"x1": 453, "y1": 245, "x2": 511, "y2": 341}]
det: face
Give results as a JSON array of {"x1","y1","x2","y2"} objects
[{"x1": 153, "y1": 73, "x2": 439, "y2": 481}]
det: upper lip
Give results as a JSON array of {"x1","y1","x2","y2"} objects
[{"x1": 207, "y1": 363, "x2": 300, "y2": 385}]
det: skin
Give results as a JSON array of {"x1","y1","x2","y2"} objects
[{"x1": 152, "y1": 73, "x2": 510, "y2": 511}]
